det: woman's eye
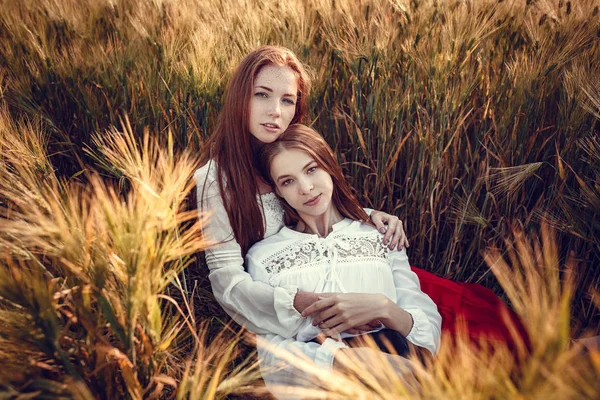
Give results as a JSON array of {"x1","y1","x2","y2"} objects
[
  {"x1": 283, "y1": 98, "x2": 296, "y2": 105},
  {"x1": 281, "y1": 179, "x2": 292, "y2": 186},
  {"x1": 307, "y1": 167, "x2": 317, "y2": 174},
  {"x1": 255, "y1": 92, "x2": 268, "y2": 98}
]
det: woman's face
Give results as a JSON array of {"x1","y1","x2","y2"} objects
[
  {"x1": 270, "y1": 148, "x2": 334, "y2": 219},
  {"x1": 248, "y1": 65, "x2": 298, "y2": 144}
]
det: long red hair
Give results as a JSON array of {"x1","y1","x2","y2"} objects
[
  {"x1": 257, "y1": 124, "x2": 369, "y2": 226},
  {"x1": 199, "y1": 46, "x2": 310, "y2": 255}
]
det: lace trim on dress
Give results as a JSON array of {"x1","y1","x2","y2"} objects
[
  {"x1": 336, "y1": 233, "x2": 388, "y2": 261},
  {"x1": 264, "y1": 240, "x2": 326, "y2": 274},
  {"x1": 260, "y1": 192, "x2": 285, "y2": 238},
  {"x1": 263, "y1": 233, "x2": 388, "y2": 275}
]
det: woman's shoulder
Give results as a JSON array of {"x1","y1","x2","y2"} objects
[
  {"x1": 338, "y1": 219, "x2": 380, "y2": 235},
  {"x1": 246, "y1": 227, "x2": 302, "y2": 260},
  {"x1": 194, "y1": 160, "x2": 218, "y2": 184},
  {"x1": 337, "y1": 219, "x2": 406, "y2": 252},
  {"x1": 195, "y1": 160, "x2": 224, "y2": 203}
]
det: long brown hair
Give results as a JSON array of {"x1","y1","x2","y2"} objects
[
  {"x1": 198, "y1": 46, "x2": 310, "y2": 255},
  {"x1": 257, "y1": 124, "x2": 369, "y2": 226}
]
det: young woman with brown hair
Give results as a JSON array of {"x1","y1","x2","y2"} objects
[{"x1": 247, "y1": 124, "x2": 440, "y2": 395}]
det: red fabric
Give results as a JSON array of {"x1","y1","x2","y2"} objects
[{"x1": 411, "y1": 266, "x2": 530, "y2": 352}]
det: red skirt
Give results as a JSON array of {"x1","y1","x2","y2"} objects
[{"x1": 411, "y1": 267, "x2": 530, "y2": 352}]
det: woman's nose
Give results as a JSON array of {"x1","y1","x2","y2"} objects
[
  {"x1": 298, "y1": 178, "x2": 314, "y2": 194},
  {"x1": 268, "y1": 101, "x2": 281, "y2": 117}
]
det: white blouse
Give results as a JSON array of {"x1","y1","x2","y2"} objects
[
  {"x1": 246, "y1": 218, "x2": 441, "y2": 396},
  {"x1": 194, "y1": 161, "x2": 379, "y2": 337},
  {"x1": 194, "y1": 161, "x2": 302, "y2": 337}
]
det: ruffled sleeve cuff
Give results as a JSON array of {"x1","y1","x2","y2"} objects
[
  {"x1": 404, "y1": 308, "x2": 438, "y2": 355},
  {"x1": 314, "y1": 338, "x2": 348, "y2": 370},
  {"x1": 273, "y1": 285, "x2": 304, "y2": 334}
]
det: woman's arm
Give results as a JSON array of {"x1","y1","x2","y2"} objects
[
  {"x1": 302, "y1": 252, "x2": 440, "y2": 354},
  {"x1": 387, "y1": 248, "x2": 442, "y2": 355},
  {"x1": 195, "y1": 164, "x2": 305, "y2": 337}
]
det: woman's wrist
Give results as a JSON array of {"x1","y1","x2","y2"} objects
[
  {"x1": 293, "y1": 291, "x2": 320, "y2": 314},
  {"x1": 379, "y1": 296, "x2": 394, "y2": 326},
  {"x1": 379, "y1": 297, "x2": 413, "y2": 337}
]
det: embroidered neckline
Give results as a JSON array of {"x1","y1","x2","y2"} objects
[{"x1": 262, "y1": 230, "x2": 388, "y2": 275}]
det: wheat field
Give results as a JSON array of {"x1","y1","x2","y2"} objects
[{"x1": 0, "y1": 0, "x2": 598, "y2": 398}]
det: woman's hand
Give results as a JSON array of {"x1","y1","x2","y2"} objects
[
  {"x1": 295, "y1": 292, "x2": 382, "y2": 335},
  {"x1": 343, "y1": 320, "x2": 384, "y2": 335},
  {"x1": 301, "y1": 293, "x2": 390, "y2": 336},
  {"x1": 293, "y1": 291, "x2": 320, "y2": 314},
  {"x1": 369, "y1": 211, "x2": 409, "y2": 250}
]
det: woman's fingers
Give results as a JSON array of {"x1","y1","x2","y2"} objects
[
  {"x1": 371, "y1": 211, "x2": 395, "y2": 244},
  {"x1": 344, "y1": 328, "x2": 365, "y2": 335},
  {"x1": 389, "y1": 221, "x2": 404, "y2": 250},
  {"x1": 293, "y1": 291, "x2": 320, "y2": 314},
  {"x1": 396, "y1": 222, "x2": 410, "y2": 250},
  {"x1": 371, "y1": 212, "x2": 410, "y2": 250},
  {"x1": 374, "y1": 213, "x2": 397, "y2": 245},
  {"x1": 370, "y1": 211, "x2": 386, "y2": 233},
  {"x1": 301, "y1": 296, "x2": 335, "y2": 318},
  {"x1": 316, "y1": 313, "x2": 346, "y2": 329},
  {"x1": 384, "y1": 219, "x2": 410, "y2": 251},
  {"x1": 353, "y1": 323, "x2": 375, "y2": 331},
  {"x1": 367, "y1": 320, "x2": 383, "y2": 329},
  {"x1": 322, "y1": 321, "x2": 352, "y2": 337},
  {"x1": 311, "y1": 306, "x2": 339, "y2": 326}
]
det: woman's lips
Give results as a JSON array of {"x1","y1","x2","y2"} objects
[
  {"x1": 304, "y1": 194, "x2": 321, "y2": 206},
  {"x1": 261, "y1": 123, "x2": 280, "y2": 133}
]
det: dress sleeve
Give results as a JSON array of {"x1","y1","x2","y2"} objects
[
  {"x1": 256, "y1": 333, "x2": 348, "y2": 395},
  {"x1": 194, "y1": 163, "x2": 302, "y2": 337},
  {"x1": 388, "y1": 248, "x2": 442, "y2": 355}
]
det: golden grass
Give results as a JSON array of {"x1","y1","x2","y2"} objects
[
  {"x1": 0, "y1": 108, "x2": 261, "y2": 398},
  {"x1": 252, "y1": 222, "x2": 599, "y2": 399},
  {"x1": 0, "y1": 0, "x2": 598, "y2": 397}
]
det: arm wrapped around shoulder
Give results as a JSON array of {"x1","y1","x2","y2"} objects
[{"x1": 194, "y1": 163, "x2": 302, "y2": 337}]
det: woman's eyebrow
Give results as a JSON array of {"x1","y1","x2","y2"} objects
[
  {"x1": 303, "y1": 160, "x2": 316, "y2": 170},
  {"x1": 275, "y1": 161, "x2": 315, "y2": 182},
  {"x1": 275, "y1": 173, "x2": 290, "y2": 182},
  {"x1": 254, "y1": 85, "x2": 273, "y2": 92},
  {"x1": 254, "y1": 85, "x2": 297, "y2": 98}
]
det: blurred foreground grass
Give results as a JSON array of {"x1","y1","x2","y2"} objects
[{"x1": 0, "y1": 0, "x2": 599, "y2": 397}]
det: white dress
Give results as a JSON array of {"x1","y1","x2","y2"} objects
[
  {"x1": 194, "y1": 161, "x2": 302, "y2": 337},
  {"x1": 245, "y1": 218, "x2": 441, "y2": 395}
]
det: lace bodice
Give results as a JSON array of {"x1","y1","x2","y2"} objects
[{"x1": 262, "y1": 232, "x2": 388, "y2": 275}]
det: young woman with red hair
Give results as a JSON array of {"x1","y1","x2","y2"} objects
[{"x1": 195, "y1": 45, "x2": 529, "y2": 353}]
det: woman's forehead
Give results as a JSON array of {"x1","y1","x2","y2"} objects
[
  {"x1": 255, "y1": 65, "x2": 298, "y2": 92},
  {"x1": 271, "y1": 148, "x2": 313, "y2": 173}
]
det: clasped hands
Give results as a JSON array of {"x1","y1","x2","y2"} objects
[
  {"x1": 298, "y1": 292, "x2": 390, "y2": 337},
  {"x1": 291, "y1": 213, "x2": 409, "y2": 337}
]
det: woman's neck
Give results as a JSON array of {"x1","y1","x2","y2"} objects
[{"x1": 295, "y1": 206, "x2": 344, "y2": 238}]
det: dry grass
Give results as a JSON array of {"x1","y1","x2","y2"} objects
[
  {"x1": 0, "y1": 108, "x2": 261, "y2": 397},
  {"x1": 0, "y1": 0, "x2": 598, "y2": 397}
]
